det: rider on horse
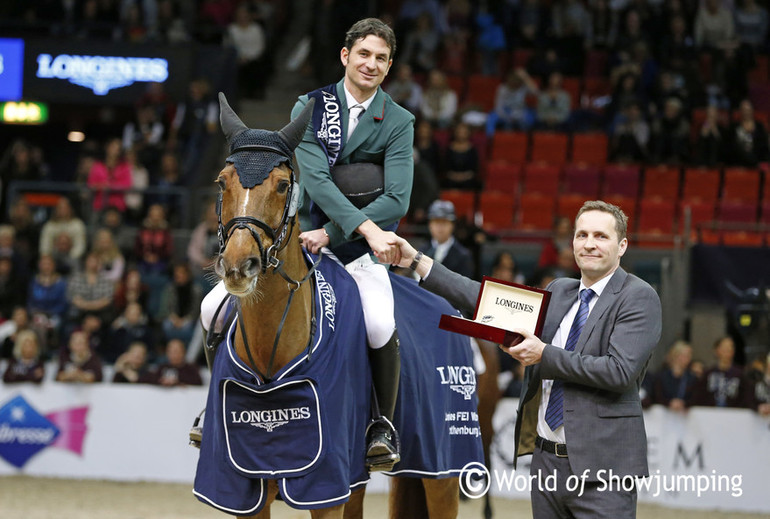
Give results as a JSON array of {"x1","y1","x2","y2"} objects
[{"x1": 292, "y1": 18, "x2": 414, "y2": 472}]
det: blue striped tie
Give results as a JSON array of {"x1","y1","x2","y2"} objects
[{"x1": 545, "y1": 288, "x2": 595, "y2": 431}]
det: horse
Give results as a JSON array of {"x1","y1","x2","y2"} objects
[{"x1": 192, "y1": 94, "x2": 484, "y2": 519}]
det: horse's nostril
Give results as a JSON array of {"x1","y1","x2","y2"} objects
[
  {"x1": 214, "y1": 256, "x2": 226, "y2": 277},
  {"x1": 243, "y1": 256, "x2": 261, "y2": 276}
]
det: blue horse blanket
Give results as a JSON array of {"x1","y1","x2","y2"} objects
[{"x1": 193, "y1": 253, "x2": 483, "y2": 514}]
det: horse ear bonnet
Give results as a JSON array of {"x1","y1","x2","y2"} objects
[{"x1": 218, "y1": 93, "x2": 315, "y2": 189}]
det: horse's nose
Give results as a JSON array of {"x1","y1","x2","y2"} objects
[
  {"x1": 215, "y1": 255, "x2": 260, "y2": 279},
  {"x1": 241, "y1": 256, "x2": 261, "y2": 278}
]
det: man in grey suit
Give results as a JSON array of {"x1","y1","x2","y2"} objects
[{"x1": 392, "y1": 200, "x2": 662, "y2": 518}]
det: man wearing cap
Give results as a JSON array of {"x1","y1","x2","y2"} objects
[
  {"x1": 290, "y1": 17, "x2": 414, "y2": 471},
  {"x1": 420, "y1": 200, "x2": 474, "y2": 279}
]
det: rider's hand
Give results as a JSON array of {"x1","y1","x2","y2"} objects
[
  {"x1": 366, "y1": 230, "x2": 401, "y2": 265},
  {"x1": 392, "y1": 236, "x2": 419, "y2": 269},
  {"x1": 299, "y1": 228, "x2": 330, "y2": 254}
]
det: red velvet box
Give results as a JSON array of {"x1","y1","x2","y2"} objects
[{"x1": 439, "y1": 276, "x2": 551, "y2": 347}]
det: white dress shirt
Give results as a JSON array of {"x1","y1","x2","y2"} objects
[{"x1": 343, "y1": 85, "x2": 375, "y2": 139}]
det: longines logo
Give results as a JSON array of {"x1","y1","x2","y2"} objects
[
  {"x1": 494, "y1": 297, "x2": 534, "y2": 315},
  {"x1": 315, "y1": 270, "x2": 337, "y2": 330},
  {"x1": 436, "y1": 365, "x2": 476, "y2": 400},
  {"x1": 317, "y1": 90, "x2": 342, "y2": 166},
  {"x1": 230, "y1": 407, "x2": 311, "y2": 433},
  {"x1": 35, "y1": 53, "x2": 169, "y2": 95}
]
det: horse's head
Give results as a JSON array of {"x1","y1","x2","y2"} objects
[{"x1": 213, "y1": 93, "x2": 314, "y2": 297}]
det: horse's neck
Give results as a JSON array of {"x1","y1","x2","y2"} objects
[{"x1": 236, "y1": 235, "x2": 313, "y2": 377}]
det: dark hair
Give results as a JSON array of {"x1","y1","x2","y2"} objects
[
  {"x1": 344, "y1": 18, "x2": 397, "y2": 60},
  {"x1": 575, "y1": 200, "x2": 628, "y2": 241}
]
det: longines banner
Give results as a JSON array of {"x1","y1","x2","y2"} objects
[
  {"x1": 0, "y1": 382, "x2": 768, "y2": 513},
  {"x1": 21, "y1": 39, "x2": 194, "y2": 104}
]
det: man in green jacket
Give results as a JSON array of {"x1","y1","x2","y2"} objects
[{"x1": 292, "y1": 17, "x2": 414, "y2": 471}]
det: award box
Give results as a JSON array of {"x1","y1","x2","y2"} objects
[{"x1": 439, "y1": 277, "x2": 551, "y2": 347}]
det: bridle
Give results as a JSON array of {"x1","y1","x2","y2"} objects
[{"x1": 214, "y1": 148, "x2": 321, "y2": 382}]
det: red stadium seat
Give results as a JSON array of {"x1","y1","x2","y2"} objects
[
  {"x1": 562, "y1": 77, "x2": 582, "y2": 110},
  {"x1": 642, "y1": 165, "x2": 681, "y2": 201},
  {"x1": 523, "y1": 162, "x2": 561, "y2": 196},
  {"x1": 637, "y1": 199, "x2": 677, "y2": 234},
  {"x1": 563, "y1": 163, "x2": 601, "y2": 198},
  {"x1": 478, "y1": 191, "x2": 516, "y2": 231},
  {"x1": 722, "y1": 167, "x2": 761, "y2": 203},
  {"x1": 440, "y1": 189, "x2": 476, "y2": 222},
  {"x1": 721, "y1": 231, "x2": 764, "y2": 247},
  {"x1": 556, "y1": 194, "x2": 588, "y2": 219},
  {"x1": 530, "y1": 132, "x2": 569, "y2": 165},
  {"x1": 517, "y1": 193, "x2": 556, "y2": 230},
  {"x1": 490, "y1": 131, "x2": 528, "y2": 163},
  {"x1": 680, "y1": 200, "x2": 717, "y2": 232},
  {"x1": 465, "y1": 74, "x2": 501, "y2": 112},
  {"x1": 748, "y1": 55, "x2": 769, "y2": 84},
  {"x1": 484, "y1": 160, "x2": 522, "y2": 193},
  {"x1": 602, "y1": 195, "x2": 638, "y2": 222},
  {"x1": 584, "y1": 49, "x2": 608, "y2": 77},
  {"x1": 603, "y1": 163, "x2": 640, "y2": 198},
  {"x1": 682, "y1": 167, "x2": 721, "y2": 203},
  {"x1": 571, "y1": 133, "x2": 608, "y2": 166},
  {"x1": 718, "y1": 199, "x2": 758, "y2": 224},
  {"x1": 761, "y1": 201, "x2": 770, "y2": 225},
  {"x1": 512, "y1": 49, "x2": 533, "y2": 69}
]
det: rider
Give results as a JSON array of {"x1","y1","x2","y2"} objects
[{"x1": 291, "y1": 17, "x2": 414, "y2": 471}]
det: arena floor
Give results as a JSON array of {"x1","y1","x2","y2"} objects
[{"x1": 0, "y1": 476, "x2": 764, "y2": 519}]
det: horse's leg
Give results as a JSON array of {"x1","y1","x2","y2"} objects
[
  {"x1": 421, "y1": 478, "x2": 459, "y2": 519},
  {"x1": 243, "y1": 480, "x2": 279, "y2": 519},
  {"x1": 389, "y1": 477, "x2": 428, "y2": 519},
  {"x1": 476, "y1": 339, "x2": 501, "y2": 519},
  {"x1": 309, "y1": 503, "x2": 345, "y2": 519},
  {"x1": 342, "y1": 486, "x2": 366, "y2": 519}
]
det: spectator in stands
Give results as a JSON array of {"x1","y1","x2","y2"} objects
[
  {"x1": 734, "y1": 0, "x2": 769, "y2": 52},
  {"x1": 419, "y1": 200, "x2": 474, "y2": 280},
  {"x1": 414, "y1": 119, "x2": 441, "y2": 172},
  {"x1": 650, "y1": 97, "x2": 691, "y2": 164},
  {"x1": 108, "y1": 301, "x2": 156, "y2": 363},
  {"x1": 719, "y1": 46, "x2": 751, "y2": 109},
  {"x1": 112, "y1": 341, "x2": 153, "y2": 384},
  {"x1": 0, "y1": 256, "x2": 26, "y2": 321},
  {"x1": 27, "y1": 254, "x2": 68, "y2": 350},
  {"x1": 51, "y1": 233, "x2": 79, "y2": 275},
  {"x1": 649, "y1": 70, "x2": 690, "y2": 117},
  {"x1": 657, "y1": 14, "x2": 698, "y2": 70},
  {"x1": 402, "y1": 12, "x2": 441, "y2": 74},
  {"x1": 550, "y1": 0, "x2": 590, "y2": 75},
  {"x1": 88, "y1": 137, "x2": 133, "y2": 214},
  {"x1": 100, "y1": 207, "x2": 135, "y2": 258},
  {"x1": 515, "y1": 0, "x2": 546, "y2": 48},
  {"x1": 420, "y1": 69, "x2": 458, "y2": 129},
  {"x1": 607, "y1": 70, "x2": 644, "y2": 124},
  {"x1": 398, "y1": 0, "x2": 447, "y2": 36},
  {"x1": 159, "y1": 263, "x2": 202, "y2": 345},
  {"x1": 385, "y1": 63, "x2": 423, "y2": 115},
  {"x1": 225, "y1": 3, "x2": 267, "y2": 100},
  {"x1": 441, "y1": 121, "x2": 480, "y2": 190},
  {"x1": 168, "y1": 78, "x2": 218, "y2": 182},
  {"x1": 66, "y1": 253, "x2": 116, "y2": 326},
  {"x1": 113, "y1": 267, "x2": 150, "y2": 315},
  {"x1": 90, "y1": 228, "x2": 126, "y2": 284},
  {"x1": 609, "y1": 100, "x2": 650, "y2": 162},
  {"x1": 694, "y1": 104, "x2": 727, "y2": 166},
  {"x1": 8, "y1": 198, "x2": 41, "y2": 268},
  {"x1": 476, "y1": 12, "x2": 507, "y2": 75},
  {"x1": 0, "y1": 139, "x2": 48, "y2": 189},
  {"x1": 692, "y1": 336, "x2": 746, "y2": 407},
  {"x1": 0, "y1": 306, "x2": 33, "y2": 359},
  {"x1": 409, "y1": 146, "x2": 441, "y2": 225},
  {"x1": 744, "y1": 353, "x2": 770, "y2": 416},
  {"x1": 134, "y1": 203, "x2": 173, "y2": 277},
  {"x1": 39, "y1": 197, "x2": 87, "y2": 264},
  {"x1": 187, "y1": 201, "x2": 219, "y2": 289},
  {"x1": 727, "y1": 99, "x2": 769, "y2": 166},
  {"x1": 149, "y1": 151, "x2": 183, "y2": 224},
  {"x1": 490, "y1": 250, "x2": 525, "y2": 285},
  {"x1": 537, "y1": 216, "x2": 573, "y2": 269},
  {"x1": 150, "y1": 338, "x2": 203, "y2": 387},
  {"x1": 653, "y1": 340, "x2": 698, "y2": 410},
  {"x1": 75, "y1": 0, "x2": 120, "y2": 40},
  {"x1": 2, "y1": 330, "x2": 45, "y2": 384},
  {"x1": 694, "y1": 0, "x2": 736, "y2": 52},
  {"x1": 489, "y1": 68, "x2": 538, "y2": 133},
  {"x1": 136, "y1": 81, "x2": 176, "y2": 128},
  {"x1": 610, "y1": 8, "x2": 649, "y2": 60},
  {"x1": 122, "y1": 105, "x2": 165, "y2": 175},
  {"x1": 154, "y1": 0, "x2": 191, "y2": 43},
  {"x1": 586, "y1": 0, "x2": 612, "y2": 50},
  {"x1": 527, "y1": 48, "x2": 565, "y2": 84},
  {"x1": 56, "y1": 329, "x2": 103, "y2": 383},
  {"x1": 536, "y1": 72, "x2": 572, "y2": 131},
  {"x1": 123, "y1": 148, "x2": 149, "y2": 223}
]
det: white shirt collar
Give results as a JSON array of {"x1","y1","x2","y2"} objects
[
  {"x1": 579, "y1": 269, "x2": 615, "y2": 299},
  {"x1": 343, "y1": 84, "x2": 376, "y2": 112}
]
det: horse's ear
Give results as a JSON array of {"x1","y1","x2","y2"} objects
[
  {"x1": 279, "y1": 98, "x2": 315, "y2": 151},
  {"x1": 218, "y1": 92, "x2": 249, "y2": 141}
]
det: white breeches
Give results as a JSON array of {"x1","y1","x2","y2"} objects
[
  {"x1": 344, "y1": 253, "x2": 396, "y2": 349},
  {"x1": 200, "y1": 280, "x2": 230, "y2": 333}
]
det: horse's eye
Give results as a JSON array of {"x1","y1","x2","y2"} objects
[{"x1": 277, "y1": 181, "x2": 290, "y2": 194}]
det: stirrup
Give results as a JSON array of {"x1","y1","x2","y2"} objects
[
  {"x1": 189, "y1": 409, "x2": 205, "y2": 449},
  {"x1": 365, "y1": 416, "x2": 401, "y2": 472}
]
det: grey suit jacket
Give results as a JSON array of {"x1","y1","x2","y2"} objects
[{"x1": 421, "y1": 262, "x2": 662, "y2": 480}]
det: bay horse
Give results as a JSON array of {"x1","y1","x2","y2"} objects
[{"x1": 193, "y1": 94, "x2": 483, "y2": 518}]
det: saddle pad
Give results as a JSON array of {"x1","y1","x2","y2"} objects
[{"x1": 222, "y1": 377, "x2": 325, "y2": 478}]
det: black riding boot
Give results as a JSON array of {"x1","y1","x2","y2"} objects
[{"x1": 366, "y1": 330, "x2": 401, "y2": 471}]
